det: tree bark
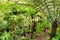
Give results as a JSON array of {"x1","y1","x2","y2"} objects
[
  {"x1": 30, "y1": 21, "x2": 37, "y2": 38},
  {"x1": 12, "y1": 20, "x2": 15, "y2": 40},
  {"x1": 50, "y1": 20, "x2": 57, "y2": 40}
]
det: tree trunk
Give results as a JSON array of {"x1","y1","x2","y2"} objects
[
  {"x1": 12, "y1": 20, "x2": 15, "y2": 40},
  {"x1": 50, "y1": 20, "x2": 57, "y2": 40},
  {"x1": 30, "y1": 21, "x2": 37, "y2": 38}
]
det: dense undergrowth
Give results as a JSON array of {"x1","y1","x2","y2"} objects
[{"x1": 0, "y1": 0, "x2": 60, "y2": 40}]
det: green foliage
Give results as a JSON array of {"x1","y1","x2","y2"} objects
[
  {"x1": 36, "y1": 20, "x2": 51, "y2": 33},
  {"x1": 0, "y1": 31, "x2": 12, "y2": 40},
  {"x1": 0, "y1": 0, "x2": 60, "y2": 40},
  {"x1": 15, "y1": 26, "x2": 23, "y2": 36}
]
